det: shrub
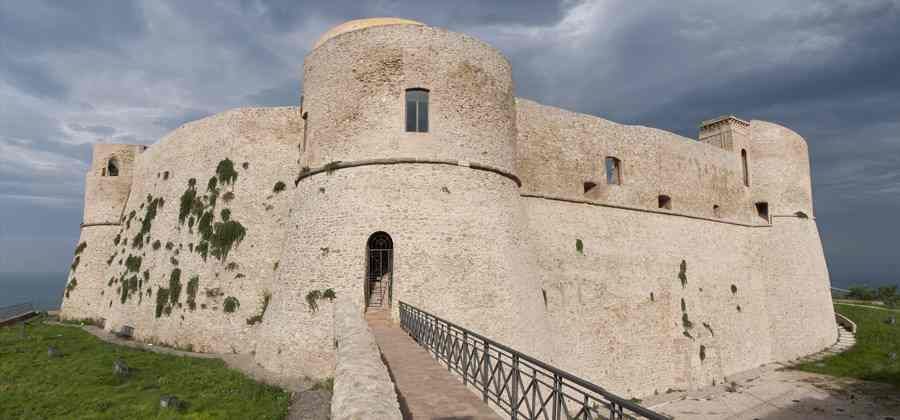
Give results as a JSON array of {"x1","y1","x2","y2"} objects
[
  {"x1": 306, "y1": 290, "x2": 322, "y2": 312},
  {"x1": 678, "y1": 260, "x2": 688, "y2": 288},
  {"x1": 322, "y1": 289, "x2": 336, "y2": 301},
  {"x1": 209, "y1": 220, "x2": 246, "y2": 261},
  {"x1": 125, "y1": 255, "x2": 142, "y2": 273},
  {"x1": 223, "y1": 191, "x2": 235, "y2": 203},
  {"x1": 155, "y1": 288, "x2": 170, "y2": 318},
  {"x1": 70, "y1": 256, "x2": 81, "y2": 272},
  {"x1": 186, "y1": 276, "x2": 200, "y2": 311},
  {"x1": 74, "y1": 242, "x2": 87, "y2": 255},
  {"x1": 575, "y1": 239, "x2": 583, "y2": 254},
  {"x1": 179, "y1": 182, "x2": 198, "y2": 224},
  {"x1": 223, "y1": 297, "x2": 240, "y2": 313},
  {"x1": 152, "y1": 240, "x2": 161, "y2": 250},
  {"x1": 216, "y1": 158, "x2": 238, "y2": 186},
  {"x1": 168, "y1": 269, "x2": 182, "y2": 305},
  {"x1": 225, "y1": 262, "x2": 239, "y2": 272},
  {"x1": 273, "y1": 181, "x2": 286, "y2": 193},
  {"x1": 65, "y1": 278, "x2": 78, "y2": 298},
  {"x1": 207, "y1": 176, "x2": 218, "y2": 192}
]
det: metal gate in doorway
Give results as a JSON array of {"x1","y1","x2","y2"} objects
[{"x1": 366, "y1": 232, "x2": 393, "y2": 310}]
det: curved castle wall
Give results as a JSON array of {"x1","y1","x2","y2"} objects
[{"x1": 62, "y1": 19, "x2": 835, "y2": 396}]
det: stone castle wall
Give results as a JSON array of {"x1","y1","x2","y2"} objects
[{"x1": 61, "y1": 21, "x2": 835, "y2": 396}]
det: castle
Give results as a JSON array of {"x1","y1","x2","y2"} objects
[{"x1": 61, "y1": 18, "x2": 836, "y2": 397}]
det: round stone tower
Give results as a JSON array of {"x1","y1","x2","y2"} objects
[{"x1": 255, "y1": 18, "x2": 550, "y2": 376}]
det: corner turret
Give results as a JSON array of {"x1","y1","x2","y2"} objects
[{"x1": 82, "y1": 143, "x2": 145, "y2": 226}]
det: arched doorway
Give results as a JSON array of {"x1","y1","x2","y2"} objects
[{"x1": 366, "y1": 232, "x2": 393, "y2": 311}]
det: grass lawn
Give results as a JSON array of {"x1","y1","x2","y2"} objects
[
  {"x1": 0, "y1": 318, "x2": 290, "y2": 419},
  {"x1": 798, "y1": 303, "x2": 900, "y2": 387}
]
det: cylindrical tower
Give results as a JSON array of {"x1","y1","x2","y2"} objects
[
  {"x1": 748, "y1": 120, "x2": 835, "y2": 361},
  {"x1": 255, "y1": 19, "x2": 550, "y2": 376}
]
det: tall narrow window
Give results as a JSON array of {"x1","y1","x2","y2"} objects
[
  {"x1": 106, "y1": 158, "x2": 119, "y2": 177},
  {"x1": 741, "y1": 149, "x2": 749, "y2": 187},
  {"x1": 605, "y1": 157, "x2": 621, "y2": 185},
  {"x1": 755, "y1": 202, "x2": 769, "y2": 222},
  {"x1": 301, "y1": 112, "x2": 308, "y2": 152},
  {"x1": 405, "y1": 88, "x2": 429, "y2": 133}
]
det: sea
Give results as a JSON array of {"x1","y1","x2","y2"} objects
[{"x1": 0, "y1": 272, "x2": 68, "y2": 311}]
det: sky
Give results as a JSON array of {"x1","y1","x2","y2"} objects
[{"x1": 0, "y1": 0, "x2": 898, "y2": 288}]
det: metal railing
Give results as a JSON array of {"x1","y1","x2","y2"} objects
[
  {"x1": 0, "y1": 302, "x2": 35, "y2": 323},
  {"x1": 399, "y1": 302, "x2": 669, "y2": 420}
]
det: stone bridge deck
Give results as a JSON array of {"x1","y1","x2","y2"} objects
[{"x1": 367, "y1": 311, "x2": 500, "y2": 420}]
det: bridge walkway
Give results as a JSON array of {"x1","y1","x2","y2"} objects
[{"x1": 366, "y1": 310, "x2": 500, "y2": 420}]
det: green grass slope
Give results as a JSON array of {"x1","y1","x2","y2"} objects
[
  {"x1": 0, "y1": 320, "x2": 289, "y2": 419},
  {"x1": 798, "y1": 303, "x2": 900, "y2": 387}
]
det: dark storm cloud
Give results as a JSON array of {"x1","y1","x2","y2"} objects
[
  {"x1": 0, "y1": 0, "x2": 897, "y2": 287},
  {"x1": 239, "y1": 0, "x2": 572, "y2": 31}
]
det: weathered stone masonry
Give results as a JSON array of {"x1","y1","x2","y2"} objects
[{"x1": 62, "y1": 18, "x2": 836, "y2": 398}]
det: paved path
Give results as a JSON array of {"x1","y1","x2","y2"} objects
[
  {"x1": 367, "y1": 311, "x2": 500, "y2": 420},
  {"x1": 645, "y1": 323, "x2": 900, "y2": 419}
]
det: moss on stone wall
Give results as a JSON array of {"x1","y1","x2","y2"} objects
[
  {"x1": 223, "y1": 296, "x2": 240, "y2": 313},
  {"x1": 216, "y1": 159, "x2": 238, "y2": 186},
  {"x1": 186, "y1": 275, "x2": 199, "y2": 311}
]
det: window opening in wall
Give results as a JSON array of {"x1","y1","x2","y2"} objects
[
  {"x1": 713, "y1": 205, "x2": 721, "y2": 218},
  {"x1": 583, "y1": 182, "x2": 597, "y2": 194},
  {"x1": 301, "y1": 112, "x2": 308, "y2": 152},
  {"x1": 755, "y1": 202, "x2": 769, "y2": 222},
  {"x1": 605, "y1": 157, "x2": 621, "y2": 185},
  {"x1": 741, "y1": 149, "x2": 749, "y2": 187},
  {"x1": 106, "y1": 158, "x2": 119, "y2": 177},
  {"x1": 366, "y1": 232, "x2": 394, "y2": 312},
  {"x1": 405, "y1": 88, "x2": 429, "y2": 133},
  {"x1": 658, "y1": 195, "x2": 672, "y2": 209}
]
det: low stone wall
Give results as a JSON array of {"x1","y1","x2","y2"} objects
[
  {"x1": 836, "y1": 313, "x2": 857, "y2": 334},
  {"x1": 331, "y1": 299, "x2": 402, "y2": 420}
]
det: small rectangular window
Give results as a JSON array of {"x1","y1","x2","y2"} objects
[
  {"x1": 658, "y1": 195, "x2": 671, "y2": 209},
  {"x1": 605, "y1": 157, "x2": 621, "y2": 185},
  {"x1": 405, "y1": 88, "x2": 429, "y2": 133},
  {"x1": 755, "y1": 202, "x2": 769, "y2": 222}
]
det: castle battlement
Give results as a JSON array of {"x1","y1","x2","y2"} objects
[{"x1": 63, "y1": 18, "x2": 835, "y2": 397}]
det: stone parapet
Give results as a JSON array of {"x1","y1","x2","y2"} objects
[{"x1": 331, "y1": 299, "x2": 402, "y2": 420}]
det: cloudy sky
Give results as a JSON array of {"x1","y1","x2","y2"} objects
[{"x1": 0, "y1": 0, "x2": 898, "y2": 288}]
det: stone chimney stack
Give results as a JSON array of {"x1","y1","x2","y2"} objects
[{"x1": 699, "y1": 115, "x2": 750, "y2": 151}]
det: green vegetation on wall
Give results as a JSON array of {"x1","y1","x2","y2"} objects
[
  {"x1": 186, "y1": 275, "x2": 200, "y2": 311},
  {"x1": 273, "y1": 181, "x2": 286, "y2": 193},
  {"x1": 246, "y1": 292, "x2": 272, "y2": 325},
  {"x1": 74, "y1": 242, "x2": 87, "y2": 255},
  {"x1": 64, "y1": 278, "x2": 78, "y2": 298},
  {"x1": 216, "y1": 158, "x2": 238, "y2": 186},
  {"x1": 223, "y1": 297, "x2": 240, "y2": 314}
]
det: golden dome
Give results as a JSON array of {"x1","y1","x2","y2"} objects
[{"x1": 313, "y1": 17, "x2": 425, "y2": 49}]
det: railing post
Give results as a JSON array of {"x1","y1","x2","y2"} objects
[
  {"x1": 511, "y1": 353, "x2": 519, "y2": 420},
  {"x1": 552, "y1": 374, "x2": 560, "y2": 420},
  {"x1": 482, "y1": 341, "x2": 490, "y2": 403},
  {"x1": 462, "y1": 330, "x2": 469, "y2": 386}
]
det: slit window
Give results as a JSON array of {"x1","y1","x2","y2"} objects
[
  {"x1": 755, "y1": 202, "x2": 769, "y2": 222},
  {"x1": 605, "y1": 157, "x2": 621, "y2": 185},
  {"x1": 301, "y1": 111, "x2": 308, "y2": 152},
  {"x1": 106, "y1": 158, "x2": 119, "y2": 177},
  {"x1": 741, "y1": 149, "x2": 749, "y2": 187},
  {"x1": 405, "y1": 88, "x2": 429, "y2": 133},
  {"x1": 658, "y1": 195, "x2": 671, "y2": 209}
]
